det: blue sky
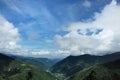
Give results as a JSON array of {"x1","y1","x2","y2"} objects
[{"x1": 0, "y1": 0, "x2": 120, "y2": 58}]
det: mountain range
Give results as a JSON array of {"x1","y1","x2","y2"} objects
[
  {"x1": 51, "y1": 52, "x2": 120, "y2": 77},
  {"x1": 14, "y1": 56, "x2": 60, "y2": 70},
  {"x1": 66, "y1": 59, "x2": 120, "y2": 80},
  {"x1": 0, "y1": 53, "x2": 58, "y2": 80},
  {"x1": 0, "y1": 52, "x2": 120, "y2": 80}
]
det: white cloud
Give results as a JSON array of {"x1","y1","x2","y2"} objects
[
  {"x1": 0, "y1": 15, "x2": 69, "y2": 58},
  {"x1": 82, "y1": 0, "x2": 91, "y2": 8},
  {"x1": 0, "y1": 15, "x2": 21, "y2": 54},
  {"x1": 32, "y1": 50, "x2": 50, "y2": 55},
  {"x1": 55, "y1": 0, "x2": 120, "y2": 55},
  {"x1": 31, "y1": 49, "x2": 70, "y2": 58}
]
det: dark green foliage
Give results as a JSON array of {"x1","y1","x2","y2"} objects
[
  {"x1": 52, "y1": 54, "x2": 99, "y2": 76},
  {"x1": 15, "y1": 56, "x2": 60, "y2": 70},
  {"x1": 67, "y1": 59, "x2": 120, "y2": 80},
  {"x1": 52, "y1": 52, "x2": 120, "y2": 77},
  {"x1": 0, "y1": 53, "x2": 14, "y2": 72},
  {"x1": 82, "y1": 70, "x2": 96, "y2": 80},
  {"x1": 15, "y1": 56, "x2": 46, "y2": 69},
  {"x1": 0, "y1": 53, "x2": 58, "y2": 80}
]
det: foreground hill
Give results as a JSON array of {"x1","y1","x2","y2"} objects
[
  {"x1": 0, "y1": 53, "x2": 58, "y2": 80},
  {"x1": 52, "y1": 52, "x2": 120, "y2": 76},
  {"x1": 67, "y1": 59, "x2": 120, "y2": 80}
]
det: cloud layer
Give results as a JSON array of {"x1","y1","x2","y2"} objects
[
  {"x1": 55, "y1": 0, "x2": 120, "y2": 55},
  {"x1": 0, "y1": 0, "x2": 120, "y2": 58},
  {"x1": 0, "y1": 16, "x2": 21, "y2": 54}
]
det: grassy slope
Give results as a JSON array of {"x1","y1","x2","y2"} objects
[
  {"x1": 52, "y1": 54, "x2": 98, "y2": 76},
  {"x1": 9, "y1": 60, "x2": 57, "y2": 80},
  {"x1": 0, "y1": 53, "x2": 58, "y2": 80},
  {"x1": 15, "y1": 56, "x2": 47, "y2": 69},
  {"x1": 66, "y1": 59, "x2": 120, "y2": 80},
  {"x1": 52, "y1": 52, "x2": 120, "y2": 76},
  {"x1": 15, "y1": 56, "x2": 60, "y2": 70}
]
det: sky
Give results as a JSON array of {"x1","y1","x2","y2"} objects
[{"x1": 0, "y1": 0, "x2": 120, "y2": 58}]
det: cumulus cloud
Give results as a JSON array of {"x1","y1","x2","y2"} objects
[
  {"x1": 0, "y1": 15, "x2": 70, "y2": 58},
  {"x1": 0, "y1": 15, "x2": 21, "y2": 54},
  {"x1": 55, "y1": 0, "x2": 120, "y2": 55}
]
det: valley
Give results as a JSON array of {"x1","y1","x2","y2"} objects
[
  {"x1": 1, "y1": 0, "x2": 120, "y2": 80},
  {"x1": 0, "y1": 52, "x2": 120, "y2": 80}
]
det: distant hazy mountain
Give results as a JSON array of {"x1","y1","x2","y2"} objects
[
  {"x1": 51, "y1": 52, "x2": 120, "y2": 76},
  {"x1": 0, "y1": 53, "x2": 58, "y2": 80},
  {"x1": 66, "y1": 59, "x2": 120, "y2": 80}
]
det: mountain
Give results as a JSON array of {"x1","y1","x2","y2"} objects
[
  {"x1": 33, "y1": 58, "x2": 60, "y2": 69},
  {"x1": 14, "y1": 56, "x2": 60, "y2": 70},
  {"x1": 66, "y1": 59, "x2": 120, "y2": 80},
  {"x1": 51, "y1": 52, "x2": 120, "y2": 76},
  {"x1": 0, "y1": 53, "x2": 58, "y2": 80}
]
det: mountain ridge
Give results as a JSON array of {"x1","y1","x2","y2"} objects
[
  {"x1": 66, "y1": 59, "x2": 120, "y2": 80},
  {"x1": 52, "y1": 52, "x2": 120, "y2": 77},
  {"x1": 0, "y1": 53, "x2": 58, "y2": 80}
]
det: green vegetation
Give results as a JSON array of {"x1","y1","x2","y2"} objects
[
  {"x1": 0, "y1": 52, "x2": 120, "y2": 80},
  {"x1": 52, "y1": 52, "x2": 120, "y2": 77},
  {"x1": 66, "y1": 59, "x2": 120, "y2": 80},
  {"x1": 0, "y1": 53, "x2": 58, "y2": 80},
  {"x1": 15, "y1": 56, "x2": 60, "y2": 70}
]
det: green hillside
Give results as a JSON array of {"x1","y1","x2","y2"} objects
[
  {"x1": 66, "y1": 59, "x2": 120, "y2": 80},
  {"x1": 15, "y1": 56, "x2": 47, "y2": 69},
  {"x1": 0, "y1": 53, "x2": 58, "y2": 80},
  {"x1": 52, "y1": 52, "x2": 120, "y2": 77},
  {"x1": 13, "y1": 56, "x2": 60, "y2": 70}
]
